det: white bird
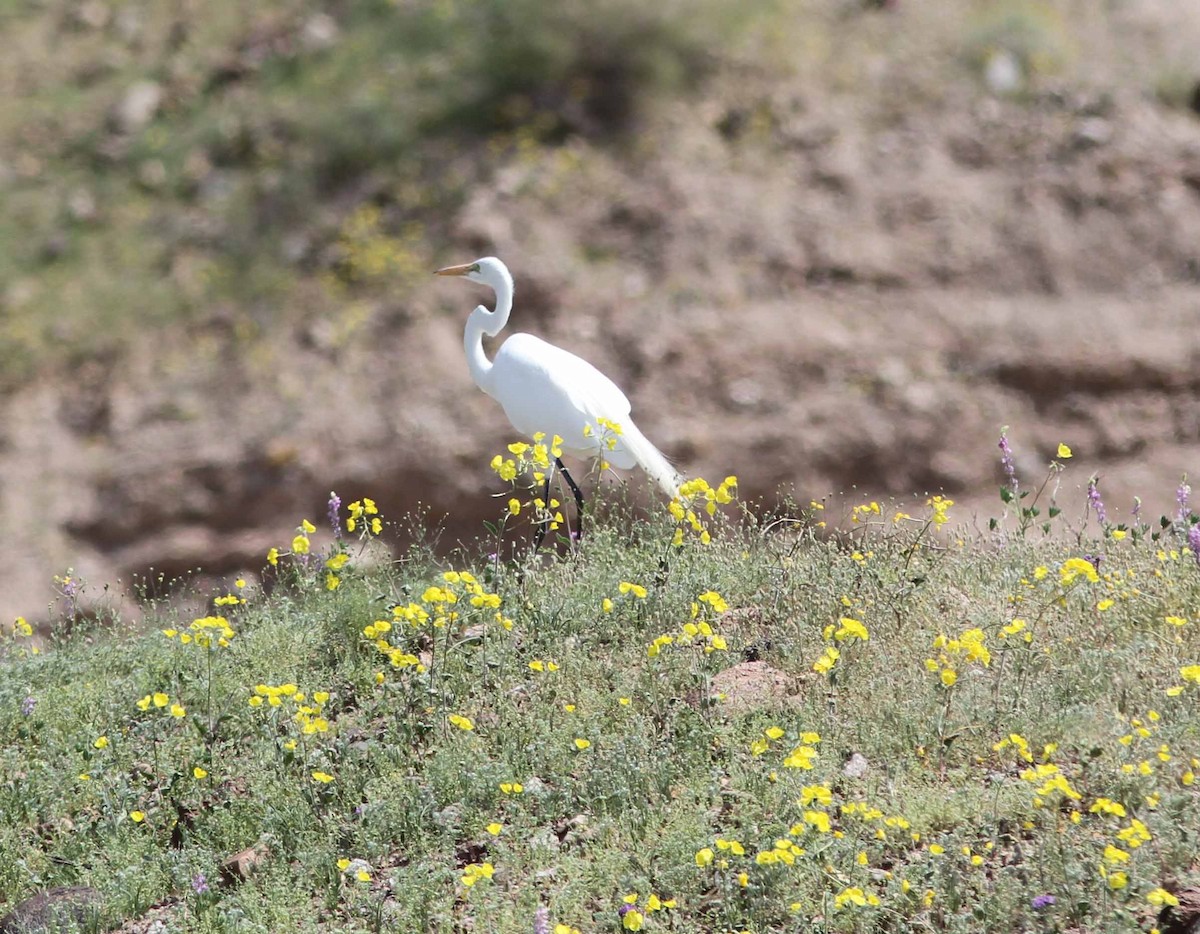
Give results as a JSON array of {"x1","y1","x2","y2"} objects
[{"x1": 435, "y1": 256, "x2": 681, "y2": 542}]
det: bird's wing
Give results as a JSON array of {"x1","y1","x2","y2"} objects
[{"x1": 491, "y1": 333, "x2": 632, "y2": 451}]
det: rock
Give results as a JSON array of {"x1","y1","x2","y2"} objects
[
  {"x1": 66, "y1": 188, "x2": 97, "y2": 223},
  {"x1": 1073, "y1": 117, "x2": 1112, "y2": 149},
  {"x1": 984, "y1": 49, "x2": 1023, "y2": 96},
  {"x1": 301, "y1": 13, "x2": 339, "y2": 51},
  {"x1": 708, "y1": 661, "x2": 802, "y2": 714},
  {"x1": 843, "y1": 752, "x2": 870, "y2": 779},
  {"x1": 219, "y1": 842, "x2": 269, "y2": 886},
  {"x1": 114, "y1": 80, "x2": 162, "y2": 134},
  {"x1": 75, "y1": 1, "x2": 110, "y2": 30},
  {"x1": 136, "y1": 159, "x2": 168, "y2": 190},
  {"x1": 1156, "y1": 886, "x2": 1200, "y2": 934},
  {"x1": 0, "y1": 886, "x2": 102, "y2": 933}
]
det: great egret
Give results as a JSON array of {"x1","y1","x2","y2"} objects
[{"x1": 435, "y1": 256, "x2": 681, "y2": 543}]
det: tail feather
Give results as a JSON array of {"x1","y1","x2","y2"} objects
[{"x1": 620, "y1": 421, "x2": 683, "y2": 499}]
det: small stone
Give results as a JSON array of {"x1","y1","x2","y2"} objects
[
  {"x1": 301, "y1": 13, "x2": 339, "y2": 51},
  {"x1": 137, "y1": 159, "x2": 168, "y2": 189},
  {"x1": 219, "y1": 842, "x2": 269, "y2": 886},
  {"x1": 984, "y1": 49, "x2": 1023, "y2": 96},
  {"x1": 1073, "y1": 117, "x2": 1112, "y2": 149},
  {"x1": 0, "y1": 886, "x2": 102, "y2": 933},
  {"x1": 843, "y1": 752, "x2": 869, "y2": 779},
  {"x1": 114, "y1": 80, "x2": 162, "y2": 133},
  {"x1": 67, "y1": 187, "x2": 97, "y2": 222},
  {"x1": 76, "y1": 0, "x2": 110, "y2": 30},
  {"x1": 528, "y1": 828, "x2": 561, "y2": 852}
]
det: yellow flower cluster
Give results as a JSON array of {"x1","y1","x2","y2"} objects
[
  {"x1": 754, "y1": 838, "x2": 806, "y2": 866},
  {"x1": 813, "y1": 646, "x2": 839, "y2": 674},
  {"x1": 834, "y1": 886, "x2": 880, "y2": 909},
  {"x1": 824, "y1": 616, "x2": 869, "y2": 643},
  {"x1": 460, "y1": 861, "x2": 494, "y2": 887},
  {"x1": 582, "y1": 416, "x2": 625, "y2": 453},
  {"x1": 390, "y1": 570, "x2": 505, "y2": 630},
  {"x1": 782, "y1": 732, "x2": 821, "y2": 770},
  {"x1": 1059, "y1": 557, "x2": 1100, "y2": 586},
  {"x1": 814, "y1": 614, "x2": 870, "y2": 675},
  {"x1": 264, "y1": 497, "x2": 382, "y2": 586},
  {"x1": 647, "y1": 591, "x2": 730, "y2": 657},
  {"x1": 365, "y1": 571, "x2": 509, "y2": 676},
  {"x1": 346, "y1": 498, "x2": 382, "y2": 536},
  {"x1": 693, "y1": 590, "x2": 729, "y2": 615},
  {"x1": 750, "y1": 725, "x2": 787, "y2": 757},
  {"x1": 335, "y1": 203, "x2": 426, "y2": 285},
  {"x1": 619, "y1": 892, "x2": 675, "y2": 931},
  {"x1": 926, "y1": 495, "x2": 954, "y2": 527},
  {"x1": 851, "y1": 501, "x2": 881, "y2": 524},
  {"x1": 248, "y1": 683, "x2": 332, "y2": 735},
  {"x1": 992, "y1": 733, "x2": 1035, "y2": 763},
  {"x1": 135, "y1": 691, "x2": 186, "y2": 719},
  {"x1": 838, "y1": 801, "x2": 912, "y2": 842},
  {"x1": 925, "y1": 628, "x2": 990, "y2": 687},
  {"x1": 5, "y1": 616, "x2": 39, "y2": 657},
  {"x1": 162, "y1": 615, "x2": 235, "y2": 651},
  {"x1": 1020, "y1": 762, "x2": 1082, "y2": 804},
  {"x1": 668, "y1": 476, "x2": 737, "y2": 546},
  {"x1": 491, "y1": 435, "x2": 571, "y2": 531},
  {"x1": 999, "y1": 618, "x2": 1031, "y2": 642},
  {"x1": 619, "y1": 581, "x2": 648, "y2": 600}
]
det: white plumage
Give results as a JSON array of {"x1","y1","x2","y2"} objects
[{"x1": 435, "y1": 256, "x2": 681, "y2": 499}]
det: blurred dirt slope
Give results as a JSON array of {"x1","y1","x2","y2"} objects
[{"x1": 2, "y1": 1, "x2": 1199, "y2": 620}]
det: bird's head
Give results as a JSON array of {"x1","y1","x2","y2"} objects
[{"x1": 434, "y1": 256, "x2": 511, "y2": 293}]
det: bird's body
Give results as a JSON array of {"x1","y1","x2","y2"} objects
[
  {"x1": 436, "y1": 257, "x2": 681, "y2": 506},
  {"x1": 483, "y1": 332, "x2": 633, "y2": 463}
]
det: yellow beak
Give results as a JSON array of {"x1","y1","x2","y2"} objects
[{"x1": 434, "y1": 263, "x2": 475, "y2": 277}]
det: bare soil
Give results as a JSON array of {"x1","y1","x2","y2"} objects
[{"x1": 3, "y1": 14, "x2": 1200, "y2": 622}]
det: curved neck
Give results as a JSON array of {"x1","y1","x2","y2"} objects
[{"x1": 463, "y1": 272, "x2": 513, "y2": 395}]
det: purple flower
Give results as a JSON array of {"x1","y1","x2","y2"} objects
[
  {"x1": 618, "y1": 904, "x2": 634, "y2": 918},
  {"x1": 57, "y1": 574, "x2": 79, "y2": 617},
  {"x1": 1188, "y1": 524, "x2": 1200, "y2": 568},
  {"x1": 192, "y1": 872, "x2": 209, "y2": 895},
  {"x1": 533, "y1": 906, "x2": 550, "y2": 934},
  {"x1": 1083, "y1": 554, "x2": 1103, "y2": 570},
  {"x1": 21, "y1": 696, "x2": 36, "y2": 716},
  {"x1": 1087, "y1": 477, "x2": 1107, "y2": 525},
  {"x1": 1031, "y1": 894, "x2": 1056, "y2": 910},
  {"x1": 998, "y1": 430, "x2": 1019, "y2": 495},
  {"x1": 328, "y1": 491, "x2": 343, "y2": 538},
  {"x1": 1178, "y1": 480, "x2": 1192, "y2": 524}
]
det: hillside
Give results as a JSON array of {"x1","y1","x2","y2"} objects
[
  {"x1": 1, "y1": 0, "x2": 1200, "y2": 620},
  {"x1": 1, "y1": 489, "x2": 1199, "y2": 931}
]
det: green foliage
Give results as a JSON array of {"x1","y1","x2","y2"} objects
[
  {"x1": 2, "y1": 483, "x2": 1199, "y2": 931},
  {"x1": 416, "y1": 0, "x2": 735, "y2": 140},
  {"x1": 0, "y1": 0, "x2": 748, "y2": 387},
  {"x1": 962, "y1": 1, "x2": 1074, "y2": 82}
]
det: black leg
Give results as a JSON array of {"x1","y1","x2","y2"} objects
[
  {"x1": 532, "y1": 465, "x2": 553, "y2": 550},
  {"x1": 556, "y1": 457, "x2": 585, "y2": 541}
]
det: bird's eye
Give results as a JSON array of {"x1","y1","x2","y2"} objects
[{"x1": 470, "y1": 263, "x2": 481, "y2": 273}]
